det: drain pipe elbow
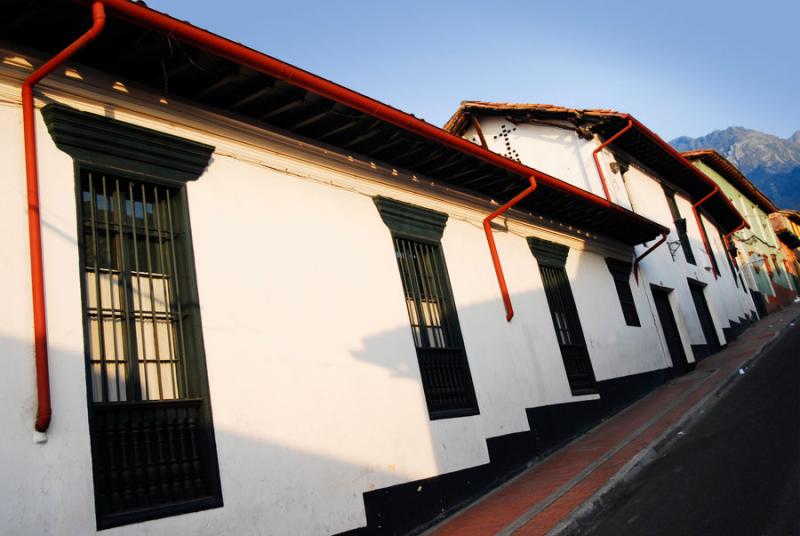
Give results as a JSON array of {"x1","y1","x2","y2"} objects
[
  {"x1": 592, "y1": 117, "x2": 633, "y2": 202},
  {"x1": 483, "y1": 176, "x2": 538, "y2": 321},
  {"x1": 633, "y1": 232, "x2": 669, "y2": 284},
  {"x1": 691, "y1": 185, "x2": 720, "y2": 279},
  {"x1": 24, "y1": 1, "x2": 106, "y2": 434}
]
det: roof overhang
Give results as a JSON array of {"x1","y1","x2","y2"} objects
[
  {"x1": 772, "y1": 211, "x2": 800, "y2": 249},
  {"x1": 1, "y1": 0, "x2": 667, "y2": 246},
  {"x1": 682, "y1": 149, "x2": 778, "y2": 214},
  {"x1": 445, "y1": 102, "x2": 746, "y2": 233}
]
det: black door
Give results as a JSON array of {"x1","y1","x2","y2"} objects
[
  {"x1": 750, "y1": 290, "x2": 768, "y2": 318},
  {"x1": 688, "y1": 279, "x2": 722, "y2": 357},
  {"x1": 539, "y1": 264, "x2": 597, "y2": 393},
  {"x1": 651, "y1": 286, "x2": 690, "y2": 374}
]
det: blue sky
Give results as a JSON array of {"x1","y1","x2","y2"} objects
[{"x1": 147, "y1": 0, "x2": 798, "y2": 141}]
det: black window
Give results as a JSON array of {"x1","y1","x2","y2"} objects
[
  {"x1": 529, "y1": 238, "x2": 597, "y2": 394},
  {"x1": 41, "y1": 103, "x2": 222, "y2": 529},
  {"x1": 664, "y1": 188, "x2": 696, "y2": 265},
  {"x1": 605, "y1": 259, "x2": 641, "y2": 326},
  {"x1": 375, "y1": 197, "x2": 478, "y2": 419},
  {"x1": 79, "y1": 171, "x2": 222, "y2": 528}
]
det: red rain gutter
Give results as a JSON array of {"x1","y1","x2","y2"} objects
[
  {"x1": 68, "y1": 0, "x2": 668, "y2": 325},
  {"x1": 692, "y1": 187, "x2": 721, "y2": 278},
  {"x1": 23, "y1": 1, "x2": 106, "y2": 433},
  {"x1": 632, "y1": 232, "x2": 668, "y2": 284},
  {"x1": 616, "y1": 117, "x2": 748, "y2": 277},
  {"x1": 592, "y1": 118, "x2": 633, "y2": 201},
  {"x1": 74, "y1": 0, "x2": 662, "y2": 235},
  {"x1": 483, "y1": 176, "x2": 538, "y2": 321},
  {"x1": 724, "y1": 221, "x2": 748, "y2": 249},
  {"x1": 723, "y1": 221, "x2": 749, "y2": 269},
  {"x1": 629, "y1": 116, "x2": 747, "y2": 232}
]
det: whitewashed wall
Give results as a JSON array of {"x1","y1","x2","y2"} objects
[
  {"x1": 466, "y1": 114, "x2": 755, "y2": 351},
  {"x1": 461, "y1": 119, "x2": 633, "y2": 209},
  {"x1": 0, "y1": 74, "x2": 669, "y2": 536},
  {"x1": 620, "y1": 166, "x2": 699, "y2": 360}
]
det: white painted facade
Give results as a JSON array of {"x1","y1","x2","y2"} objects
[
  {"x1": 460, "y1": 115, "x2": 756, "y2": 356},
  {"x1": 1, "y1": 63, "x2": 676, "y2": 536}
]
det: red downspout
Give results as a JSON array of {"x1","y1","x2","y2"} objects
[
  {"x1": 483, "y1": 176, "x2": 538, "y2": 321},
  {"x1": 632, "y1": 232, "x2": 668, "y2": 284},
  {"x1": 724, "y1": 221, "x2": 748, "y2": 248},
  {"x1": 23, "y1": 1, "x2": 106, "y2": 433},
  {"x1": 67, "y1": 0, "x2": 669, "y2": 327},
  {"x1": 592, "y1": 118, "x2": 633, "y2": 201},
  {"x1": 723, "y1": 221, "x2": 748, "y2": 276},
  {"x1": 691, "y1": 186, "x2": 720, "y2": 279}
]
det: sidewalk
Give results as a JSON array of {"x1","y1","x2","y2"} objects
[{"x1": 426, "y1": 302, "x2": 800, "y2": 536}]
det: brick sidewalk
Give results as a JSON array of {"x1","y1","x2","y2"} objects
[{"x1": 426, "y1": 303, "x2": 800, "y2": 536}]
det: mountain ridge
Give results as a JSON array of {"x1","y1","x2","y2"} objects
[{"x1": 670, "y1": 127, "x2": 800, "y2": 210}]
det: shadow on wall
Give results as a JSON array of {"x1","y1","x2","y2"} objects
[
  {"x1": 343, "y1": 241, "x2": 673, "y2": 536},
  {"x1": 3, "y1": 235, "x2": 744, "y2": 536},
  {"x1": 0, "y1": 332, "x2": 407, "y2": 536}
]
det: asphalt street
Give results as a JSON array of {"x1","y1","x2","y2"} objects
[{"x1": 578, "y1": 322, "x2": 800, "y2": 536}]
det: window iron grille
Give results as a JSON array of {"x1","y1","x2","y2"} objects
[
  {"x1": 538, "y1": 264, "x2": 597, "y2": 393},
  {"x1": 605, "y1": 259, "x2": 641, "y2": 327},
  {"x1": 392, "y1": 237, "x2": 478, "y2": 418},
  {"x1": 79, "y1": 170, "x2": 221, "y2": 528},
  {"x1": 82, "y1": 172, "x2": 188, "y2": 403}
]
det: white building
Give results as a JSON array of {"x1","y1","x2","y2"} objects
[
  {"x1": 444, "y1": 102, "x2": 756, "y2": 361},
  {"x1": 1, "y1": 3, "x2": 751, "y2": 536}
]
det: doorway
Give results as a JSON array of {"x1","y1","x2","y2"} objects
[
  {"x1": 651, "y1": 285, "x2": 690, "y2": 374},
  {"x1": 688, "y1": 279, "x2": 722, "y2": 359}
]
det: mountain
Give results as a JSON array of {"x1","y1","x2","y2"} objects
[{"x1": 670, "y1": 127, "x2": 800, "y2": 210}]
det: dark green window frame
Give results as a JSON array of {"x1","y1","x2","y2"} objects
[
  {"x1": 43, "y1": 103, "x2": 222, "y2": 529},
  {"x1": 605, "y1": 258, "x2": 641, "y2": 327},
  {"x1": 529, "y1": 238, "x2": 597, "y2": 394},
  {"x1": 374, "y1": 197, "x2": 479, "y2": 419},
  {"x1": 664, "y1": 188, "x2": 696, "y2": 265}
]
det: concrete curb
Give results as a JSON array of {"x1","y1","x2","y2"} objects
[{"x1": 548, "y1": 312, "x2": 800, "y2": 536}]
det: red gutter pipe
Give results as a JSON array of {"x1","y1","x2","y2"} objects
[
  {"x1": 691, "y1": 186, "x2": 721, "y2": 278},
  {"x1": 723, "y1": 220, "x2": 749, "y2": 269},
  {"x1": 23, "y1": 1, "x2": 106, "y2": 433},
  {"x1": 483, "y1": 176, "x2": 538, "y2": 321},
  {"x1": 592, "y1": 118, "x2": 633, "y2": 201},
  {"x1": 67, "y1": 0, "x2": 669, "y2": 327},
  {"x1": 628, "y1": 117, "x2": 743, "y2": 218},
  {"x1": 74, "y1": 0, "x2": 662, "y2": 236},
  {"x1": 724, "y1": 221, "x2": 748, "y2": 249},
  {"x1": 587, "y1": 114, "x2": 748, "y2": 266},
  {"x1": 632, "y1": 232, "x2": 668, "y2": 284}
]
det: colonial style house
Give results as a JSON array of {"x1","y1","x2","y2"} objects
[
  {"x1": 444, "y1": 103, "x2": 755, "y2": 360},
  {"x1": 2, "y1": 2, "x2": 751, "y2": 536},
  {"x1": 769, "y1": 210, "x2": 800, "y2": 291},
  {"x1": 683, "y1": 150, "x2": 799, "y2": 314}
]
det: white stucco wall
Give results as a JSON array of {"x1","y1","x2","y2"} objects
[
  {"x1": 620, "y1": 166, "x2": 698, "y2": 361},
  {"x1": 466, "y1": 113, "x2": 759, "y2": 342},
  {"x1": 0, "y1": 73, "x2": 670, "y2": 536},
  {"x1": 462, "y1": 119, "x2": 632, "y2": 209}
]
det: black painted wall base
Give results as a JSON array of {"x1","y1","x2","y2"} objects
[
  {"x1": 691, "y1": 344, "x2": 712, "y2": 362},
  {"x1": 723, "y1": 316, "x2": 751, "y2": 343},
  {"x1": 751, "y1": 291, "x2": 769, "y2": 318},
  {"x1": 336, "y1": 368, "x2": 672, "y2": 536}
]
